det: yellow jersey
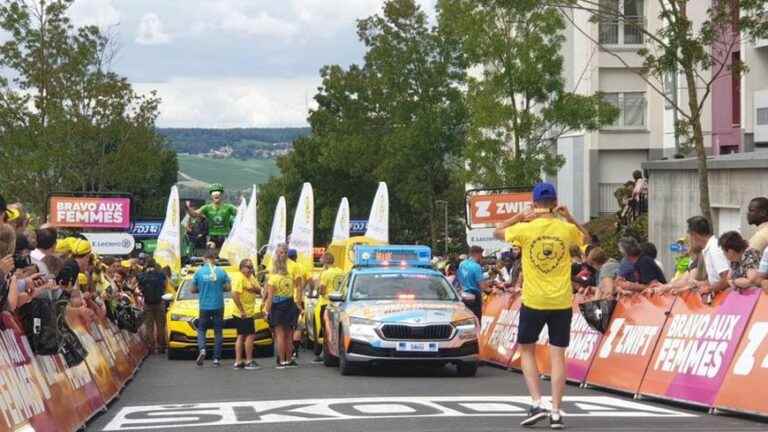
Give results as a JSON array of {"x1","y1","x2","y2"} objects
[
  {"x1": 268, "y1": 273, "x2": 294, "y2": 301},
  {"x1": 505, "y1": 217, "x2": 583, "y2": 310},
  {"x1": 232, "y1": 273, "x2": 260, "y2": 317},
  {"x1": 319, "y1": 267, "x2": 346, "y2": 300}
]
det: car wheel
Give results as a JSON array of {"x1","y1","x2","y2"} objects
[
  {"x1": 166, "y1": 348, "x2": 184, "y2": 361},
  {"x1": 338, "y1": 331, "x2": 363, "y2": 376},
  {"x1": 322, "y1": 336, "x2": 339, "y2": 367},
  {"x1": 456, "y1": 361, "x2": 478, "y2": 377}
]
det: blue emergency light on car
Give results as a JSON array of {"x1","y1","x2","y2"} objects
[{"x1": 354, "y1": 245, "x2": 432, "y2": 268}]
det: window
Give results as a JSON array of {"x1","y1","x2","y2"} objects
[
  {"x1": 599, "y1": 0, "x2": 645, "y2": 46},
  {"x1": 603, "y1": 92, "x2": 647, "y2": 128},
  {"x1": 757, "y1": 108, "x2": 768, "y2": 125}
]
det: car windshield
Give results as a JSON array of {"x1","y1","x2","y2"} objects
[
  {"x1": 176, "y1": 279, "x2": 232, "y2": 301},
  {"x1": 350, "y1": 273, "x2": 458, "y2": 302}
]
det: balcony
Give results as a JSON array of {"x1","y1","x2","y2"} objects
[{"x1": 599, "y1": 17, "x2": 645, "y2": 46}]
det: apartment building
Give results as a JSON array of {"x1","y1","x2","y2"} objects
[{"x1": 553, "y1": 0, "x2": 675, "y2": 221}]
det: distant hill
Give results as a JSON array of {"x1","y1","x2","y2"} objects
[
  {"x1": 177, "y1": 155, "x2": 279, "y2": 199},
  {"x1": 159, "y1": 127, "x2": 310, "y2": 158}
]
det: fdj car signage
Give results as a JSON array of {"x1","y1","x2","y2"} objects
[
  {"x1": 350, "y1": 220, "x2": 368, "y2": 235},
  {"x1": 131, "y1": 221, "x2": 164, "y2": 238}
]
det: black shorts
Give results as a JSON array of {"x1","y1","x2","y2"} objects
[
  {"x1": 209, "y1": 235, "x2": 226, "y2": 249},
  {"x1": 235, "y1": 316, "x2": 256, "y2": 336},
  {"x1": 268, "y1": 299, "x2": 299, "y2": 329},
  {"x1": 517, "y1": 304, "x2": 573, "y2": 348}
]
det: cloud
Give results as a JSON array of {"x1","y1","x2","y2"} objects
[
  {"x1": 193, "y1": 1, "x2": 298, "y2": 38},
  {"x1": 134, "y1": 77, "x2": 320, "y2": 128},
  {"x1": 68, "y1": 0, "x2": 120, "y2": 28},
  {"x1": 135, "y1": 13, "x2": 171, "y2": 45}
]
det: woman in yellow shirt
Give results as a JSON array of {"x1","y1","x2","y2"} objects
[
  {"x1": 232, "y1": 259, "x2": 262, "y2": 370},
  {"x1": 266, "y1": 244, "x2": 300, "y2": 369}
]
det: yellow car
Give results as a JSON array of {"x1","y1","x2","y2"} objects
[{"x1": 165, "y1": 267, "x2": 272, "y2": 360}]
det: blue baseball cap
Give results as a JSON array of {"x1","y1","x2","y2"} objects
[{"x1": 532, "y1": 182, "x2": 557, "y2": 202}]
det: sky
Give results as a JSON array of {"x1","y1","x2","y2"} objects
[{"x1": 67, "y1": 0, "x2": 436, "y2": 128}]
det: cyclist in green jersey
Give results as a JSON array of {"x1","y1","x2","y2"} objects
[{"x1": 186, "y1": 183, "x2": 238, "y2": 249}]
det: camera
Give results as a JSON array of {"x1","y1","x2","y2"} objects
[{"x1": 13, "y1": 254, "x2": 31, "y2": 270}]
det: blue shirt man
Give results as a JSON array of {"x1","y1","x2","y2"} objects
[
  {"x1": 191, "y1": 251, "x2": 231, "y2": 366},
  {"x1": 457, "y1": 246, "x2": 488, "y2": 319}
]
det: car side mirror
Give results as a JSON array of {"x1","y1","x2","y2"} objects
[
  {"x1": 328, "y1": 292, "x2": 344, "y2": 302},
  {"x1": 161, "y1": 293, "x2": 174, "y2": 302}
]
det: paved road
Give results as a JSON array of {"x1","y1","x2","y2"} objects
[{"x1": 90, "y1": 351, "x2": 765, "y2": 432}]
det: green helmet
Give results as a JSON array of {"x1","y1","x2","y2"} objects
[{"x1": 208, "y1": 183, "x2": 224, "y2": 194}]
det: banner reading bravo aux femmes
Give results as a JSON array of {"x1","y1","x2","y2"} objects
[
  {"x1": 714, "y1": 291, "x2": 768, "y2": 415},
  {"x1": 586, "y1": 294, "x2": 676, "y2": 394},
  {"x1": 639, "y1": 289, "x2": 760, "y2": 406}
]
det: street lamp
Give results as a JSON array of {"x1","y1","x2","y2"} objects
[{"x1": 435, "y1": 200, "x2": 448, "y2": 257}]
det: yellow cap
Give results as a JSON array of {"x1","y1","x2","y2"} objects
[
  {"x1": 55, "y1": 237, "x2": 75, "y2": 254},
  {"x1": 71, "y1": 238, "x2": 92, "y2": 257},
  {"x1": 511, "y1": 241, "x2": 522, "y2": 248},
  {"x1": 77, "y1": 273, "x2": 88, "y2": 286},
  {"x1": 5, "y1": 208, "x2": 20, "y2": 222}
]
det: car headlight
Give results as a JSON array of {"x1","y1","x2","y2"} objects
[
  {"x1": 170, "y1": 314, "x2": 195, "y2": 323},
  {"x1": 348, "y1": 316, "x2": 379, "y2": 339},
  {"x1": 453, "y1": 317, "x2": 478, "y2": 340}
]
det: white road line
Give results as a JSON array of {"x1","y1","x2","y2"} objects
[{"x1": 103, "y1": 396, "x2": 696, "y2": 431}]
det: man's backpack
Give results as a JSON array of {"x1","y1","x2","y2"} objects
[{"x1": 115, "y1": 298, "x2": 143, "y2": 333}]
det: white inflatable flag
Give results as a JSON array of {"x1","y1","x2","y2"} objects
[
  {"x1": 266, "y1": 196, "x2": 287, "y2": 258},
  {"x1": 289, "y1": 183, "x2": 314, "y2": 276},
  {"x1": 365, "y1": 182, "x2": 389, "y2": 243},
  {"x1": 154, "y1": 186, "x2": 181, "y2": 274},
  {"x1": 332, "y1": 197, "x2": 350, "y2": 242},
  {"x1": 220, "y1": 191, "x2": 256, "y2": 265}
]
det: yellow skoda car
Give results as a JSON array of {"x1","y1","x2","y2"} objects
[{"x1": 165, "y1": 268, "x2": 272, "y2": 360}]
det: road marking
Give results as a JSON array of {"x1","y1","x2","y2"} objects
[{"x1": 103, "y1": 396, "x2": 696, "y2": 431}]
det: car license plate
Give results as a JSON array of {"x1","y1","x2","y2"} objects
[{"x1": 396, "y1": 342, "x2": 439, "y2": 352}]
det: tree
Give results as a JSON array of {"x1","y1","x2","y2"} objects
[
  {"x1": 0, "y1": 0, "x2": 176, "y2": 218},
  {"x1": 551, "y1": 0, "x2": 768, "y2": 222},
  {"x1": 260, "y1": 0, "x2": 468, "y2": 248},
  {"x1": 438, "y1": 0, "x2": 618, "y2": 188}
]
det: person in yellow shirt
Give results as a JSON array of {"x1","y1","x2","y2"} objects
[
  {"x1": 286, "y1": 249, "x2": 307, "y2": 360},
  {"x1": 311, "y1": 253, "x2": 346, "y2": 363},
  {"x1": 232, "y1": 258, "x2": 262, "y2": 370},
  {"x1": 493, "y1": 182, "x2": 589, "y2": 430},
  {"x1": 266, "y1": 244, "x2": 300, "y2": 369}
]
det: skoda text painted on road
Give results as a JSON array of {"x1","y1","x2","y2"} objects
[{"x1": 102, "y1": 396, "x2": 694, "y2": 430}]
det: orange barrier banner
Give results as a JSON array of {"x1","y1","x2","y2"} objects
[
  {"x1": 639, "y1": 289, "x2": 761, "y2": 407},
  {"x1": 479, "y1": 291, "x2": 519, "y2": 367},
  {"x1": 0, "y1": 313, "x2": 57, "y2": 432},
  {"x1": 507, "y1": 296, "x2": 602, "y2": 383},
  {"x1": 586, "y1": 294, "x2": 676, "y2": 394},
  {"x1": 66, "y1": 308, "x2": 122, "y2": 404},
  {"x1": 715, "y1": 291, "x2": 768, "y2": 415}
]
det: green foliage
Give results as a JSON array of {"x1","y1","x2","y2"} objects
[
  {"x1": 0, "y1": 0, "x2": 175, "y2": 218},
  {"x1": 438, "y1": 0, "x2": 618, "y2": 188},
  {"x1": 594, "y1": 215, "x2": 649, "y2": 260},
  {"x1": 259, "y1": 0, "x2": 468, "y2": 249}
]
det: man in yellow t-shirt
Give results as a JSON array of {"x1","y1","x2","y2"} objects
[
  {"x1": 311, "y1": 253, "x2": 346, "y2": 363},
  {"x1": 232, "y1": 259, "x2": 262, "y2": 370},
  {"x1": 493, "y1": 182, "x2": 589, "y2": 429}
]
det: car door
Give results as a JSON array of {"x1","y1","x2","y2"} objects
[{"x1": 323, "y1": 273, "x2": 351, "y2": 357}]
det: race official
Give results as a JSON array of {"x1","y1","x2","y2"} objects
[
  {"x1": 232, "y1": 258, "x2": 262, "y2": 370},
  {"x1": 457, "y1": 246, "x2": 490, "y2": 320},
  {"x1": 191, "y1": 249, "x2": 231, "y2": 367},
  {"x1": 494, "y1": 182, "x2": 590, "y2": 429}
]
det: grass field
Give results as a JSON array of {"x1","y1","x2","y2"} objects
[{"x1": 177, "y1": 154, "x2": 280, "y2": 191}]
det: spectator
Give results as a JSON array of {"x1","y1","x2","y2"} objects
[
  {"x1": 718, "y1": 231, "x2": 760, "y2": 291},
  {"x1": 747, "y1": 197, "x2": 768, "y2": 253},
  {"x1": 631, "y1": 170, "x2": 647, "y2": 217},
  {"x1": 138, "y1": 258, "x2": 167, "y2": 354},
  {"x1": 191, "y1": 249, "x2": 231, "y2": 367},
  {"x1": 640, "y1": 242, "x2": 665, "y2": 274},
  {"x1": 596, "y1": 252, "x2": 620, "y2": 299},
  {"x1": 573, "y1": 247, "x2": 609, "y2": 293},
  {"x1": 266, "y1": 243, "x2": 300, "y2": 369},
  {"x1": 569, "y1": 245, "x2": 584, "y2": 266},
  {"x1": 30, "y1": 228, "x2": 57, "y2": 277},
  {"x1": 617, "y1": 237, "x2": 640, "y2": 280},
  {"x1": 56, "y1": 239, "x2": 93, "y2": 297},
  {"x1": 232, "y1": 258, "x2": 261, "y2": 370},
  {"x1": 614, "y1": 181, "x2": 635, "y2": 226},
  {"x1": 686, "y1": 216, "x2": 730, "y2": 296},
  {"x1": 184, "y1": 201, "x2": 209, "y2": 255},
  {"x1": 615, "y1": 241, "x2": 666, "y2": 294},
  {"x1": 497, "y1": 244, "x2": 522, "y2": 288},
  {"x1": 457, "y1": 245, "x2": 490, "y2": 320},
  {"x1": 0, "y1": 194, "x2": 7, "y2": 223},
  {"x1": 314, "y1": 252, "x2": 345, "y2": 362}
]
